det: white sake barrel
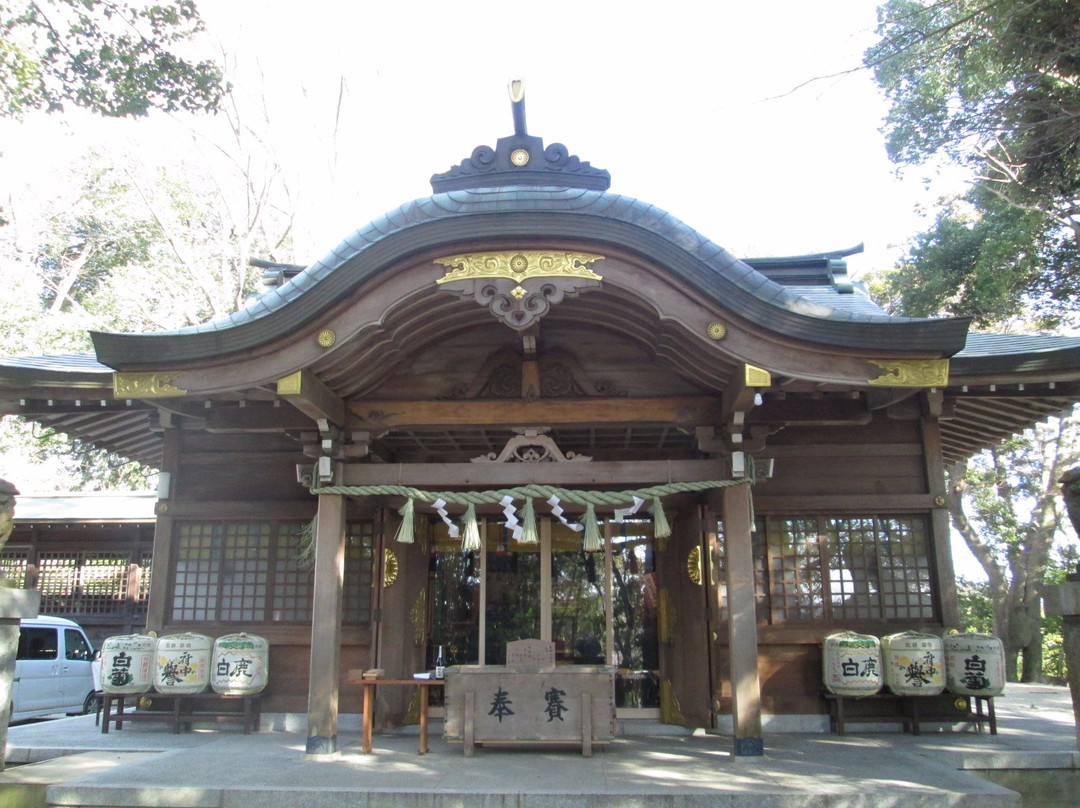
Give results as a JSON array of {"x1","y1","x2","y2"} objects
[
  {"x1": 210, "y1": 632, "x2": 269, "y2": 695},
  {"x1": 154, "y1": 632, "x2": 212, "y2": 694},
  {"x1": 944, "y1": 633, "x2": 1006, "y2": 696},
  {"x1": 822, "y1": 631, "x2": 882, "y2": 696},
  {"x1": 99, "y1": 634, "x2": 156, "y2": 694},
  {"x1": 882, "y1": 631, "x2": 945, "y2": 695}
]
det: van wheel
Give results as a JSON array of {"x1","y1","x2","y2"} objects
[{"x1": 81, "y1": 691, "x2": 100, "y2": 715}]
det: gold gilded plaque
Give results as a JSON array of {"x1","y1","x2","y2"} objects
[
  {"x1": 867, "y1": 359, "x2": 949, "y2": 387},
  {"x1": 317, "y1": 328, "x2": 336, "y2": 348},
  {"x1": 744, "y1": 364, "x2": 772, "y2": 387},
  {"x1": 707, "y1": 320, "x2": 727, "y2": 340},
  {"x1": 113, "y1": 372, "x2": 186, "y2": 398},
  {"x1": 434, "y1": 251, "x2": 604, "y2": 285}
]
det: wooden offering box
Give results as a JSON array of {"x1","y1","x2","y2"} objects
[{"x1": 443, "y1": 664, "x2": 615, "y2": 757}]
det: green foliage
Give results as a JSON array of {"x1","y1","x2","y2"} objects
[
  {"x1": 867, "y1": 0, "x2": 1080, "y2": 318},
  {"x1": 868, "y1": 0, "x2": 1080, "y2": 207},
  {"x1": 947, "y1": 414, "x2": 1079, "y2": 680},
  {"x1": 956, "y1": 577, "x2": 994, "y2": 633},
  {"x1": 0, "y1": 417, "x2": 152, "y2": 490},
  {"x1": 1, "y1": 0, "x2": 226, "y2": 118},
  {"x1": 874, "y1": 187, "x2": 1078, "y2": 327}
]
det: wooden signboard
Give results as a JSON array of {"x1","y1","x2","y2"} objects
[{"x1": 505, "y1": 639, "x2": 555, "y2": 668}]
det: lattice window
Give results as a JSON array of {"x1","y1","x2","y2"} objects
[
  {"x1": 0, "y1": 552, "x2": 29, "y2": 587},
  {"x1": 753, "y1": 515, "x2": 935, "y2": 623},
  {"x1": 877, "y1": 518, "x2": 934, "y2": 619},
  {"x1": 134, "y1": 551, "x2": 152, "y2": 616},
  {"x1": 173, "y1": 520, "x2": 374, "y2": 625},
  {"x1": 37, "y1": 553, "x2": 80, "y2": 614},
  {"x1": 272, "y1": 523, "x2": 313, "y2": 622},
  {"x1": 343, "y1": 522, "x2": 374, "y2": 624},
  {"x1": 764, "y1": 519, "x2": 825, "y2": 621}
]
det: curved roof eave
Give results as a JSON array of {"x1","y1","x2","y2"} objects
[{"x1": 91, "y1": 187, "x2": 972, "y2": 368}]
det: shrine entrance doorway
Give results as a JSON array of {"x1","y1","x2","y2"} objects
[{"x1": 428, "y1": 514, "x2": 660, "y2": 716}]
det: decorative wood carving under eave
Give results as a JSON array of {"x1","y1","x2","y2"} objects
[
  {"x1": 471, "y1": 428, "x2": 591, "y2": 463},
  {"x1": 448, "y1": 345, "x2": 625, "y2": 400},
  {"x1": 434, "y1": 251, "x2": 604, "y2": 331}
]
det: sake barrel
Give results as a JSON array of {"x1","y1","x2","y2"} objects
[
  {"x1": 944, "y1": 633, "x2": 1006, "y2": 696},
  {"x1": 99, "y1": 634, "x2": 156, "y2": 694},
  {"x1": 882, "y1": 631, "x2": 945, "y2": 695},
  {"x1": 154, "y1": 632, "x2": 212, "y2": 694},
  {"x1": 210, "y1": 632, "x2": 269, "y2": 695},
  {"x1": 822, "y1": 631, "x2": 882, "y2": 696}
]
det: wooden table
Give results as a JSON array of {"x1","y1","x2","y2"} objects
[{"x1": 346, "y1": 677, "x2": 444, "y2": 754}]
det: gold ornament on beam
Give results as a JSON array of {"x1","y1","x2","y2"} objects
[
  {"x1": 433, "y1": 251, "x2": 604, "y2": 285},
  {"x1": 867, "y1": 359, "x2": 949, "y2": 387},
  {"x1": 744, "y1": 364, "x2": 772, "y2": 387},
  {"x1": 113, "y1": 372, "x2": 186, "y2": 398},
  {"x1": 707, "y1": 321, "x2": 727, "y2": 340}
]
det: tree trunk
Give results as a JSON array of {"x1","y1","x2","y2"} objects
[{"x1": 1061, "y1": 467, "x2": 1080, "y2": 538}]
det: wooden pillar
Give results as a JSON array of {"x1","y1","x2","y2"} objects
[
  {"x1": 723, "y1": 483, "x2": 763, "y2": 756},
  {"x1": 921, "y1": 410, "x2": 961, "y2": 628},
  {"x1": 144, "y1": 427, "x2": 180, "y2": 633},
  {"x1": 306, "y1": 493, "x2": 346, "y2": 755}
]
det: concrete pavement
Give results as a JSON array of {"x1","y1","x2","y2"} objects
[{"x1": 0, "y1": 683, "x2": 1075, "y2": 808}]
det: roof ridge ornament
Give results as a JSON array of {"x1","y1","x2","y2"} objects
[{"x1": 430, "y1": 79, "x2": 611, "y2": 193}]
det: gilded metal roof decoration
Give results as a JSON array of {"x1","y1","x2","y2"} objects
[
  {"x1": 316, "y1": 329, "x2": 336, "y2": 348},
  {"x1": 707, "y1": 321, "x2": 727, "y2": 340},
  {"x1": 867, "y1": 359, "x2": 950, "y2": 387},
  {"x1": 429, "y1": 80, "x2": 610, "y2": 193},
  {"x1": 383, "y1": 549, "x2": 399, "y2": 587},
  {"x1": 113, "y1": 372, "x2": 186, "y2": 398},
  {"x1": 687, "y1": 545, "x2": 703, "y2": 585},
  {"x1": 744, "y1": 365, "x2": 772, "y2": 387},
  {"x1": 434, "y1": 251, "x2": 604, "y2": 285},
  {"x1": 434, "y1": 251, "x2": 605, "y2": 332}
]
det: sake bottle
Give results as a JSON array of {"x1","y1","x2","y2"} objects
[{"x1": 435, "y1": 645, "x2": 446, "y2": 679}]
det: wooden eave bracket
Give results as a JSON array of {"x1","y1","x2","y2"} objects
[
  {"x1": 277, "y1": 369, "x2": 347, "y2": 427},
  {"x1": 719, "y1": 364, "x2": 771, "y2": 448}
]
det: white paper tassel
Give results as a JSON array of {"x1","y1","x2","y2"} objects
[{"x1": 433, "y1": 497, "x2": 459, "y2": 538}]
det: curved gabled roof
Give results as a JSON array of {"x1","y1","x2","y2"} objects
[{"x1": 91, "y1": 186, "x2": 971, "y2": 368}]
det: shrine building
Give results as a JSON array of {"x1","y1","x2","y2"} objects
[{"x1": 4, "y1": 86, "x2": 1080, "y2": 755}]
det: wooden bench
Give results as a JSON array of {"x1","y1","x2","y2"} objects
[
  {"x1": 823, "y1": 692, "x2": 996, "y2": 735},
  {"x1": 100, "y1": 692, "x2": 262, "y2": 734}
]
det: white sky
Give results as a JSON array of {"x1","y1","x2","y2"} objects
[
  {"x1": 189, "y1": 0, "x2": 959, "y2": 272},
  {"x1": 1, "y1": 0, "x2": 967, "y2": 276}
]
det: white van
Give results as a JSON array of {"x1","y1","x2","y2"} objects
[{"x1": 11, "y1": 616, "x2": 99, "y2": 721}]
